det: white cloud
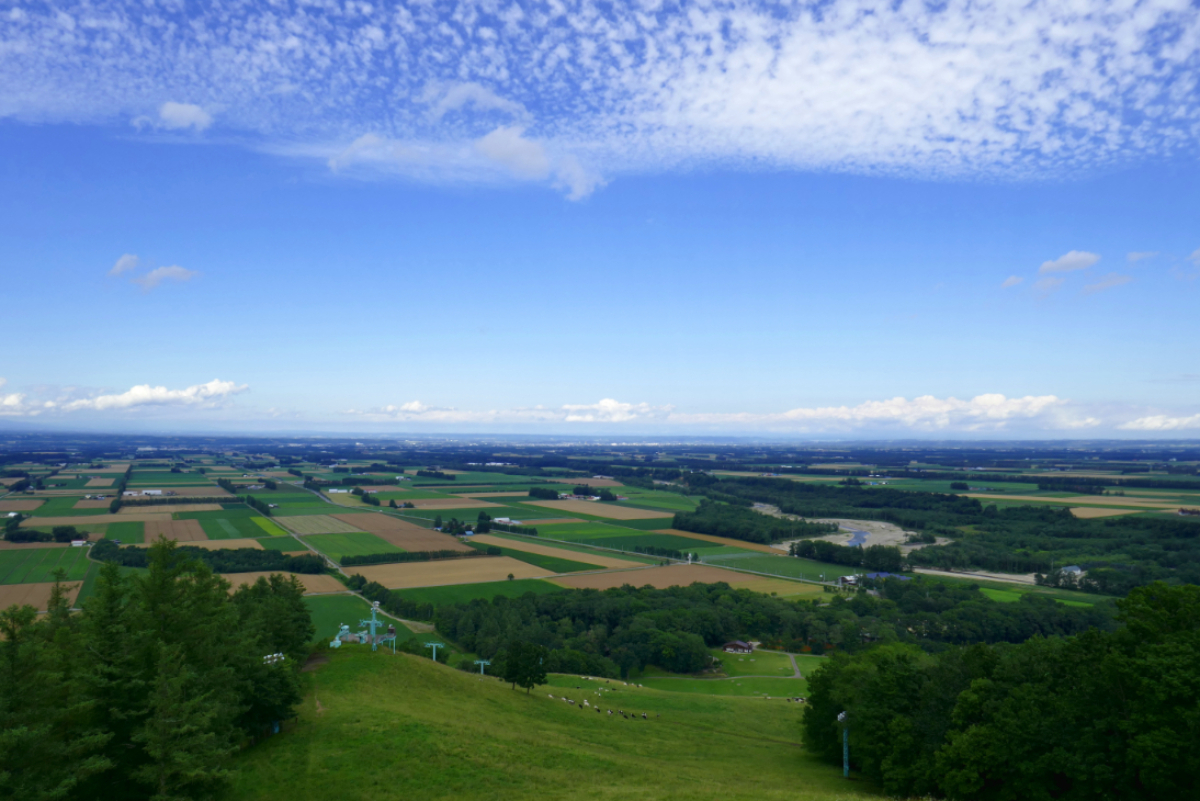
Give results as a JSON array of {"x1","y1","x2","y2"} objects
[
  {"x1": 345, "y1": 393, "x2": 1092, "y2": 432},
  {"x1": 109, "y1": 253, "x2": 139, "y2": 276},
  {"x1": 1001, "y1": 276, "x2": 1024, "y2": 288},
  {"x1": 1127, "y1": 251, "x2": 1159, "y2": 263},
  {"x1": 3, "y1": 2, "x2": 1200, "y2": 194},
  {"x1": 475, "y1": 126, "x2": 550, "y2": 179},
  {"x1": 62, "y1": 379, "x2": 247, "y2": 412},
  {"x1": 1119, "y1": 414, "x2": 1200, "y2": 431},
  {"x1": 157, "y1": 102, "x2": 212, "y2": 132},
  {"x1": 1082, "y1": 273, "x2": 1133, "y2": 295},
  {"x1": 131, "y1": 265, "x2": 198, "y2": 291},
  {"x1": 426, "y1": 83, "x2": 527, "y2": 122},
  {"x1": 1039, "y1": 251, "x2": 1101, "y2": 274},
  {"x1": 0, "y1": 378, "x2": 30, "y2": 417}
]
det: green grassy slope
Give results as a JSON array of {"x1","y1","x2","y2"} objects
[{"x1": 228, "y1": 649, "x2": 876, "y2": 801}]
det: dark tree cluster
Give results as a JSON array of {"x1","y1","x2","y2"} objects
[
  {"x1": 804, "y1": 583, "x2": 1199, "y2": 800},
  {"x1": 91, "y1": 538, "x2": 325, "y2": 574},
  {"x1": 673, "y1": 499, "x2": 839, "y2": 544},
  {"x1": 0, "y1": 541, "x2": 314, "y2": 801}
]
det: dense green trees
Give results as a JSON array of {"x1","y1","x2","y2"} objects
[
  {"x1": 673, "y1": 499, "x2": 838, "y2": 544},
  {"x1": 92, "y1": 538, "x2": 326, "y2": 574},
  {"x1": 0, "y1": 541, "x2": 313, "y2": 800},
  {"x1": 502, "y1": 641, "x2": 548, "y2": 692},
  {"x1": 528, "y1": 487, "x2": 559, "y2": 500},
  {"x1": 788, "y1": 540, "x2": 904, "y2": 572},
  {"x1": 802, "y1": 583, "x2": 1199, "y2": 799},
  {"x1": 433, "y1": 579, "x2": 1110, "y2": 679}
]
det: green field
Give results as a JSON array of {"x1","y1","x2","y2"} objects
[
  {"x1": 227, "y1": 650, "x2": 868, "y2": 800},
  {"x1": 26, "y1": 496, "x2": 107, "y2": 516},
  {"x1": 712, "y1": 648, "x2": 797, "y2": 678},
  {"x1": 305, "y1": 532, "x2": 403, "y2": 561},
  {"x1": 581, "y1": 532, "x2": 722, "y2": 554},
  {"x1": 921, "y1": 573, "x2": 1106, "y2": 606},
  {"x1": 392, "y1": 578, "x2": 564, "y2": 607},
  {"x1": 467, "y1": 542, "x2": 602, "y2": 573},
  {"x1": 303, "y1": 594, "x2": 415, "y2": 645},
  {"x1": 251, "y1": 517, "x2": 289, "y2": 536},
  {"x1": 701, "y1": 553, "x2": 840, "y2": 582},
  {"x1": 633, "y1": 676, "x2": 809, "y2": 697},
  {"x1": 482, "y1": 532, "x2": 661, "y2": 565},
  {"x1": 0, "y1": 547, "x2": 92, "y2": 584},
  {"x1": 104, "y1": 521, "x2": 145, "y2": 544},
  {"x1": 175, "y1": 507, "x2": 260, "y2": 521},
  {"x1": 196, "y1": 515, "x2": 276, "y2": 539},
  {"x1": 256, "y1": 536, "x2": 309, "y2": 552}
]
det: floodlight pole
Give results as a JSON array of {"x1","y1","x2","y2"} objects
[
  {"x1": 360, "y1": 601, "x2": 386, "y2": 652},
  {"x1": 474, "y1": 659, "x2": 491, "y2": 677},
  {"x1": 838, "y1": 711, "x2": 849, "y2": 778},
  {"x1": 425, "y1": 641, "x2": 444, "y2": 662}
]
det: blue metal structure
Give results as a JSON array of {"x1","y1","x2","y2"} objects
[
  {"x1": 838, "y1": 711, "x2": 849, "y2": 778},
  {"x1": 360, "y1": 601, "x2": 397, "y2": 652},
  {"x1": 424, "y1": 641, "x2": 445, "y2": 661},
  {"x1": 474, "y1": 658, "x2": 491, "y2": 676}
]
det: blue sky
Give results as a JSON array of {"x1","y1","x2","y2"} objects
[{"x1": 1, "y1": 1, "x2": 1198, "y2": 437}]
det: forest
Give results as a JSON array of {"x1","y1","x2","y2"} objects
[
  {"x1": 431, "y1": 578, "x2": 1113, "y2": 679},
  {"x1": 91, "y1": 538, "x2": 326, "y2": 574},
  {"x1": 680, "y1": 477, "x2": 1200, "y2": 593},
  {"x1": 1, "y1": 540, "x2": 315, "y2": 801},
  {"x1": 673, "y1": 499, "x2": 838, "y2": 544},
  {"x1": 804, "y1": 583, "x2": 1199, "y2": 800}
]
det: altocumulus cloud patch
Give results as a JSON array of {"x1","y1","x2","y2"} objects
[{"x1": 2, "y1": 0, "x2": 1200, "y2": 195}]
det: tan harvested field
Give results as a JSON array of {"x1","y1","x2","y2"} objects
[
  {"x1": 545, "y1": 477, "x2": 624, "y2": 488},
  {"x1": 471, "y1": 534, "x2": 643, "y2": 569},
  {"x1": 131, "y1": 537, "x2": 264, "y2": 550},
  {"x1": 359, "y1": 485, "x2": 408, "y2": 493},
  {"x1": 650, "y1": 529, "x2": 781, "y2": 554},
  {"x1": 328, "y1": 513, "x2": 474, "y2": 552},
  {"x1": 84, "y1": 478, "x2": 115, "y2": 488},
  {"x1": 526, "y1": 500, "x2": 674, "y2": 520},
  {"x1": 278, "y1": 515, "x2": 367, "y2": 535},
  {"x1": 0, "y1": 581, "x2": 83, "y2": 611},
  {"x1": 74, "y1": 500, "x2": 114, "y2": 509},
  {"x1": 119, "y1": 503, "x2": 222, "y2": 515},
  {"x1": 0, "y1": 477, "x2": 23, "y2": 486},
  {"x1": 725, "y1": 576, "x2": 825, "y2": 598},
  {"x1": 1070, "y1": 507, "x2": 1145, "y2": 519},
  {"x1": 220, "y1": 572, "x2": 346, "y2": 595},
  {"x1": 0, "y1": 499, "x2": 44, "y2": 512},
  {"x1": 82, "y1": 465, "x2": 131, "y2": 474},
  {"x1": 264, "y1": 471, "x2": 296, "y2": 478},
  {"x1": 352, "y1": 556, "x2": 547, "y2": 589},
  {"x1": 23, "y1": 513, "x2": 172, "y2": 527},
  {"x1": 408, "y1": 498, "x2": 503, "y2": 510},
  {"x1": 144, "y1": 520, "x2": 207, "y2": 542},
  {"x1": 454, "y1": 491, "x2": 532, "y2": 498},
  {"x1": 914, "y1": 567, "x2": 1039, "y2": 586},
  {"x1": 551, "y1": 564, "x2": 759, "y2": 591},
  {"x1": 965, "y1": 493, "x2": 1179, "y2": 509}
]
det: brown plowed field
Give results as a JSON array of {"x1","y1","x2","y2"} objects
[
  {"x1": 352, "y1": 556, "x2": 547, "y2": 589},
  {"x1": 471, "y1": 534, "x2": 642, "y2": 569},
  {"x1": 119, "y1": 503, "x2": 222, "y2": 514},
  {"x1": 525, "y1": 500, "x2": 673, "y2": 520},
  {"x1": 652, "y1": 529, "x2": 780, "y2": 554},
  {"x1": 0, "y1": 581, "x2": 83, "y2": 611},
  {"x1": 329, "y1": 513, "x2": 472, "y2": 552},
  {"x1": 221, "y1": 572, "x2": 345, "y2": 594},
  {"x1": 144, "y1": 520, "x2": 207, "y2": 542},
  {"x1": 85, "y1": 478, "x2": 115, "y2": 487},
  {"x1": 0, "y1": 540, "x2": 74, "y2": 550},
  {"x1": 0, "y1": 499, "x2": 44, "y2": 512},
  {"x1": 546, "y1": 477, "x2": 624, "y2": 488},
  {"x1": 408, "y1": 498, "x2": 502, "y2": 510},
  {"x1": 550, "y1": 564, "x2": 755, "y2": 590}
]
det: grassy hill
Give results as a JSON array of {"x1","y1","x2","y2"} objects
[{"x1": 228, "y1": 648, "x2": 876, "y2": 801}]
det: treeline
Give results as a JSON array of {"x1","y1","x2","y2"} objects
[
  {"x1": 672, "y1": 499, "x2": 839, "y2": 544},
  {"x1": 340, "y1": 549, "x2": 487, "y2": 566},
  {"x1": 416, "y1": 470, "x2": 455, "y2": 480},
  {"x1": 242, "y1": 494, "x2": 272, "y2": 516},
  {"x1": 0, "y1": 541, "x2": 314, "y2": 800},
  {"x1": 92, "y1": 538, "x2": 325, "y2": 574},
  {"x1": 528, "y1": 487, "x2": 560, "y2": 499},
  {"x1": 432, "y1": 579, "x2": 1113, "y2": 679},
  {"x1": 788, "y1": 540, "x2": 903, "y2": 572},
  {"x1": 633, "y1": 545, "x2": 697, "y2": 560},
  {"x1": 5, "y1": 524, "x2": 87, "y2": 543},
  {"x1": 804, "y1": 583, "x2": 1198, "y2": 799},
  {"x1": 119, "y1": 496, "x2": 225, "y2": 507}
]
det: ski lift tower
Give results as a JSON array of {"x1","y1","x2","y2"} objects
[
  {"x1": 424, "y1": 641, "x2": 445, "y2": 662},
  {"x1": 360, "y1": 601, "x2": 397, "y2": 652},
  {"x1": 473, "y1": 658, "x2": 491, "y2": 677}
]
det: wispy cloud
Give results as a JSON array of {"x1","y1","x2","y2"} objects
[
  {"x1": 109, "y1": 253, "x2": 139, "y2": 276},
  {"x1": 1082, "y1": 272, "x2": 1132, "y2": 295},
  {"x1": 1127, "y1": 251, "x2": 1159, "y2": 263},
  {"x1": 1001, "y1": 276, "x2": 1024, "y2": 288},
  {"x1": 1039, "y1": 251, "x2": 1100, "y2": 274},
  {"x1": 1034, "y1": 276, "x2": 1065, "y2": 296},
  {"x1": 3, "y1": 2, "x2": 1199, "y2": 197},
  {"x1": 131, "y1": 265, "x2": 198, "y2": 291}
]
